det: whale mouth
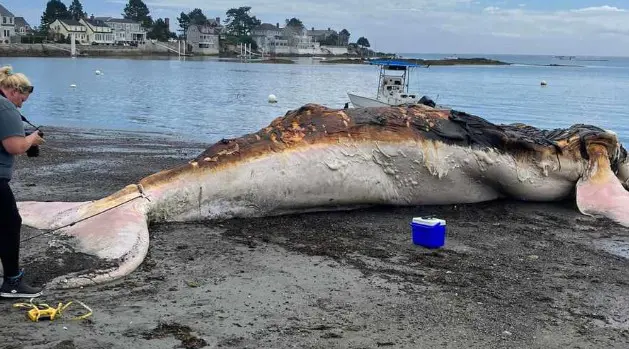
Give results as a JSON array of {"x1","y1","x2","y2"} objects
[{"x1": 576, "y1": 143, "x2": 629, "y2": 227}]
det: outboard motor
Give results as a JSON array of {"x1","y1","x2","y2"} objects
[{"x1": 418, "y1": 96, "x2": 436, "y2": 108}]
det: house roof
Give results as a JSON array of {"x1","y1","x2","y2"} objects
[
  {"x1": 307, "y1": 29, "x2": 337, "y2": 36},
  {"x1": 60, "y1": 19, "x2": 83, "y2": 26},
  {"x1": 190, "y1": 25, "x2": 218, "y2": 35},
  {"x1": 54, "y1": 19, "x2": 86, "y2": 32},
  {"x1": 207, "y1": 18, "x2": 221, "y2": 27},
  {"x1": 104, "y1": 18, "x2": 139, "y2": 24},
  {"x1": 84, "y1": 19, "x2": 108, "y2": 27},
  {"x1": 0, "y1": 4, "x2": 15, "y2": 17},
  {"x1": 14, "y1": 17, "x2": 29, "y2": 28}
]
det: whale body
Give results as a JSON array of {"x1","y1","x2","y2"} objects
[{"x1": 17, "y1": 103, "x2": 629, "y2": 288}]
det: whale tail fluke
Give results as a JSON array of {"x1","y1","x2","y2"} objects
[
  {"x1": 576, "y1": 145, "x2": 629, "y2": 228},
  {"x1": 17, "y1": 184, "x2": 151, "y2": 289}
]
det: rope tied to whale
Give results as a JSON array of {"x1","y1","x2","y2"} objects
[{"x1": 20, "y1": 183, "x2": 151, "y2": 244}]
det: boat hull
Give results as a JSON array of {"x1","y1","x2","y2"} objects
[{"x1": 347, "y1": 93, "x2": 396, "y2": 108}]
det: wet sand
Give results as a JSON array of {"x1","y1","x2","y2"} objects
[{"x1": 1, "y1": 126, "x2": 629, "y2": 349}]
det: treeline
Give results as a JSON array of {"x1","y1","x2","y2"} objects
[{"x1": 34, "y1": 0, "x2": 372, "y2": 48}]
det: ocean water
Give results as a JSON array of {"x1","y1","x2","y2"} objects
[{"x1": 4, "y1": 54, "x2": 629, "y2": 145}]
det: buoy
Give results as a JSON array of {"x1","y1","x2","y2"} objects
[
  {"x1": 70, "y1": 84, "x2": 77, "y2": 88},
  {"x1": 268, "y1": 94, "x2": 277, "y2": 103},
  {"x1": 540, "y1": 80, "x2": 547, "y2": 86},
  {"x1": 95, "y1": 70, "x2": 102, "y2": 75}
]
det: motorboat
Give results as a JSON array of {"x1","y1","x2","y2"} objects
[{"x1": 347, "y1": 59, "x2": 435, "y2": 108}]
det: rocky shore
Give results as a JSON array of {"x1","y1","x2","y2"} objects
[
  {"x1": 0, "y1": 43, "x2": 183, "y2": 57},
  {"x1": 0, "y1": 126, "x2": 628, "y2": 348}
]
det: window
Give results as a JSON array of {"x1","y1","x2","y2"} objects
[
  {"x1": 2, "y1": 17, "x2": 5, "y2": 24},
  {"x1": 9, "y1": 17, "x2": 12, "y2": 24}
]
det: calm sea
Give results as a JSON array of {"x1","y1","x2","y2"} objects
[{"x1": 4, "y1": 54, "x2": 629, "y2": 145}]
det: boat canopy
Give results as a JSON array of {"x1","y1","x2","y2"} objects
[{"x1": 368, "y1": 59, "x2": 424, "y2": 70}]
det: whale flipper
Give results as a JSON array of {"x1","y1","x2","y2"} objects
[
  {"x1": 17, "y1": 185, "x2": 150, "y2": 289},
  {"x1": 576, "y1": 143, "x2": 629, "y2": 227}
]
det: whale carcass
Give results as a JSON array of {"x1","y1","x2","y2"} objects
[{"x1": 17, "y1": 103, "x2": 629, "y2": 288}]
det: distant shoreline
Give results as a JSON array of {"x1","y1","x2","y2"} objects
[
  {"x1": 322, "y1": 57, "x2": 512, "y2": 66},
  {"x1": 1, "y1": 44, "x2": 591, "y2": 67}
]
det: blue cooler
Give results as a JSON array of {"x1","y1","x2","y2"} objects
[{"x1": 410, "y1": 217, "x2": 446, "y2": 248}]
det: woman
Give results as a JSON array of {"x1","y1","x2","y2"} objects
[{"x1": 0, "y1": 65, "x2": 45, "y2": 298}]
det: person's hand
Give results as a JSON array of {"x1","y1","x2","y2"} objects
[{"x1": 27, "y1": 131, "x2": 45, "y2": 146}]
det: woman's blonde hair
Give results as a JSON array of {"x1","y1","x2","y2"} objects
[{"x1": 0, "y1": 65, "x2": 32, "y2": 92}]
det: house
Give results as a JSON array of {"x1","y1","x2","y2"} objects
[
  {"x1": 0, "y1": 4, "x2": 15, "y2": 43},
  {"x1": 14, "y1": 17, "x2": 30, "y2": 36},
  {"x1": 80, "y1": 17, "x2": 115, "y2": 45},
  {"x1": 306, "y1": 27, "x2": 337, "y2": 43},
  {"x1": 206, "y1": 17, "x2": 223, "y2": 34},
  {"x1": 186, "y1": 25, "x2": 219, "y2": 55},
  {"x1": 94, "y1": 17, "x2": 146, "y2": 45},
  {"x1": 306, "y1": 27, "x2": 349, "y2": 54},
  {"x1": 48, "y1": 19, "x2": 89, "y2": 45},
  {"x1": 251, "y1": 23, "x2": 284, "y2": 54}
]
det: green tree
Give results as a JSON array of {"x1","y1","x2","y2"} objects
[
  {"x1": 285, "y1": 17, "x2": 304, "y2": 30},
  {"x1": 339, "y1": 29, "x2": 350, "y2": 46},
  {"x1": 68, "y1": 0, "x2": 85, "y2": 21},
  {"x1": 148, "y1": 18, "x2": 176, "y2": 41},
  {"x1": 356, "y1": 36, "x2": 370, "y2": 48},
  {"x1": 282, "y1": 17, "x2": 304, "y2": 47},
  {"x1": 123, "y1": 0, "x2": 153, "y2": 28},
  {"x1": 188, "y1": 8, "x2": 209, "y2": 25},
  {"x1": 177, "y1": 12, "x2": 190, "y2": 37},
  {"x1": 177, "y1": 8, "x2": 211, "y2": 39},
  {"x1": 224, "y1": 7, "x2": 260, "y2": 37},
  {"x1": 40, "y1": 0, "x2": 70, "y2": 34},
  {"x1": 321, "y1": 32, "x2": 339, "y2": 46}
]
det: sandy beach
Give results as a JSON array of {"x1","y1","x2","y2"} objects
[{"x1": 1, "y1": 126, "x2": 629, "y2": 348}]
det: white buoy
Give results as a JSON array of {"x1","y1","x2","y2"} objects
[
  {"x1": 268, "y1": 94, "x2": 277, "y2": 103},
  {"x1": 95, "y1": 70, "x2": 102, "y2": 75},
  {"x1": 540, "y1": 80, "x2": 547, "y2": 86},
  {"x1": 70, "y1": 84, "x2": 77, "y2": 88}
]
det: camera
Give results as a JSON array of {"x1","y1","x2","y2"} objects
[{"x1": 25, "y1": 129, "x2": 44, "y2": 158}]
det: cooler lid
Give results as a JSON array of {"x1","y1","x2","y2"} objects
[{"x1": 412, "y1": 217, "x2": 446, "y2": 226}]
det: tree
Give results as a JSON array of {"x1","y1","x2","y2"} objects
[
  {"x1": 147, "y1": 18, "x2": 176, "y2": 41},
  {"x1": 188, "y1": 8, "x2": 209, "y2": 26},
  {"x1": 68, "y1": 0, "x2": 85, "y2": 21},
  {"x1": 339, "y1": 29, "x2": 350, "y2": 46},
  {"x1": 356, "y1": 36, "x2": 370, "y2": 48},
  {"x1": 177, "y1": 12, "x2": 190, "y2": 37},
  {"x1": 123, "y1": 0, "x2": 153, "y2": 28},
  {"x1": 224, "y1": 7, "x2": 260, "y2": 37},
  {"x1": 285, "y1": 17, "x2": 304, "y2": 30},
  {"x1": 321, "y1": 32, "x2": 339, "y2": 46},
  {"x1": 282, "y1": 17, "x2": 305, "y2": 47},
  {"x1": 41, "y1": 0, "x2": 70, "y2": 33},
  {"x1": 178, "y1": 8, "x2": 212, "y2": 39}
]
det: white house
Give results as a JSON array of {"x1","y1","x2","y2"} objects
[
  {"x1": 80, "y1": 17, "x2": 115, "y2": 45},
  {"x1": 48, "y1": 19, "x2": 89, "y2": 45},
  {"x1": 186, "y1": 25, "x2": 219, "y2": 55},
  {"x1": 0, "y1": 4, "x2": 15, "y2": 44},
  {"x1": 95, "y1": 17, "x2": 146, "y2": 45}
]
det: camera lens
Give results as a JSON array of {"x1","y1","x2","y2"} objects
[{"x1": 26, "y1": 145, "x2": 39, "y2": 157}]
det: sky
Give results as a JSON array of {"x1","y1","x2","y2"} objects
[{"x1": 2, "y1": 0, "x2": 629, "y2": 56}]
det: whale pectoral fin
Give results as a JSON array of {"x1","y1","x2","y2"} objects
[
  {"x1": 18, "y1": 201, "x2": 91, "y2": 230},
  {"x1": 18, "y1": 198, "x2": 150, "y2": 289},
  {"x1": 576, "y1": 145, "x2": 629, "y2": 227}
]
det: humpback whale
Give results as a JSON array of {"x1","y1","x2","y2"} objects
[{"x1": 17, "y1": 103, "x2": 629, "y2": 288}]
